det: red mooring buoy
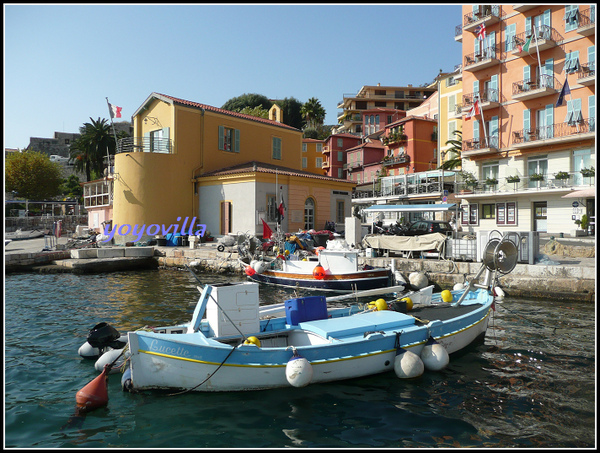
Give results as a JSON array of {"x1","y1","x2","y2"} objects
[{"x1": 76, "y1": 365, "x2": 110, "y2": 412}]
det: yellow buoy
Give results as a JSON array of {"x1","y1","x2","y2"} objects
[
  {"x1": 374, "y1": 298, "x2": 388, "y2": 311},
  {"x1": 441, "y1": 290, "x2": 453, "y2": 303},
  {"x1": 401, "y1": 297, "x2": 413, "y2": 311},
  {"x1": 244, "y1": 336, "x2": 261, "y2": 347}
]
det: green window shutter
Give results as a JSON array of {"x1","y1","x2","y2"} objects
[
  {"x1": 524, "y1": 65, "x2": 530, "y2": 83},
  {"x1": 524, "y1": 109, "x2": 530, "y2": 139},
  {"x1": 506, "y1": 23, "x2": 516, "y2": 52},
  {"x1": 234, "y1": 129, "x2": 240, "y2": 153},
  {"x1": 545, "y1": 104, "x2": 554, "y2": 138},
  {"x1": 490, "y1": 116, "x2": 499, "y2": 147},
  {"x1": 218, "y1": 126, "x2": 224, "y2": 150}
]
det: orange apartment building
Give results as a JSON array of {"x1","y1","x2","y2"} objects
[
  {"x1": 301, "y1": 138, "x2": 326, "y2": 175},
  {"x1": 457, "y1": 4, "x2": 595, "y2": 236}
]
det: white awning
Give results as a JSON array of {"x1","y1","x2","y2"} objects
[
  {"x1": 363, "y1": 203, "x2": 457, "y2": 212},
  {"x1": 561, "y1": 188, "x2": 596, "y2": 198}
]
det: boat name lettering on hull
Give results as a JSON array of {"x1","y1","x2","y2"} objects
[{"x1": 149, "y1": 339, "x2": 192, "y2": 358}]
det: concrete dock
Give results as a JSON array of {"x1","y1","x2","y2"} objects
[{"x1": 4, "y1": 235, "x2": 596, "y2": 302}]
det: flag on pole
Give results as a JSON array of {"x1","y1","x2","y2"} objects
[
  {"x1": 555, "y1": 77, "x2": 571, "y2": 107},
  {"x1": 518, "y1": 35, "x2": 532, "y2": 53},
  {"x1": 261, "y1": 219, "x2": 273, "y2": 239},
  {"x1": 278, "y1": 193, "x2": 286, "y2": 221},
  {"x1": 108, "y1": 102, "x2": 122, "y2": 119},
  {"x1": 475, "y1": 23, "x2": 486, "y2": 40},
  {"x1": 465, "y1": 99, "x2": 480, "y2": 120}
]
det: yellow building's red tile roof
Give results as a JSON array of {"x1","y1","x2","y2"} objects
[
  {"x1": 199, "y1": 161, "x2": 355, "y2": 184},
  {"x1": 156, "y1": 93, "x2": 300, "y2": 131}
]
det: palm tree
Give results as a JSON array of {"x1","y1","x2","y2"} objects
[
  {"x1": 301, "y1": 97, "x2": 326, "y2": 129},
  {"x1": 439, "y1": 130, "x2": 463, "y2": 170},
  {"x1": 70, "y1": 117, "x2": 116, "y2": 181}
]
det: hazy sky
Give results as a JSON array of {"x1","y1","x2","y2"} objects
[{"x1": 4, "y1": 3, "x2": 462, "y2": 149}]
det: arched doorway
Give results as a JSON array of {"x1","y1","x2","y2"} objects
[{"x1": 304, "y1": 198, "x2": 315, "y2": 230}]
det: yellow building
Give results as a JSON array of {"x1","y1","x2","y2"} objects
[
  {"x1": 110, "y1": 92, "x2": 354, "y2": 242},
  {"x1": 437, "y1": 68, "x2": 463, "y2": 169}
]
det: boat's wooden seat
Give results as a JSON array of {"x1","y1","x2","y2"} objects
[{"x1": 299, "y1": 310, "x2": 415, "y2": 340}]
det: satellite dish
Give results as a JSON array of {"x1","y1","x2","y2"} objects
[{"x1": 482, "y1": 238, "x2": 518, "y2": 274}]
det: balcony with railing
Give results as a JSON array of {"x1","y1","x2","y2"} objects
[
  {"x1": 511, "y1": 118, "x2": 595, "y2": 149},
  {"x1": 344, "y1": 160, "x2": 363, "y2": 171},
  {"x1": 512, "y1": 74, "x2": 560, "y2": 101},
  {"x1": 462, "y1": 136, "x2": 499, "y2": 157},
  {"x1": 117, "y1": 137, "x2": 174, "y2": 154},
  {"x1": 381, "y1": 154, "x2": 410, "y2": 167},
  {"x1": 463, "y1": 5, "x2": 502, "y2": 32},
  {"x1": 577, "y1": 8, "x2": 595, "y2": 36},
  {"x1": 457, "y1": 170, "x2": 595, "y2": 197},
  {"x1": 511, "y1": 25, "x2": 561, "y2": 57},
  {"x1": 464, "y1": 45, "x2": 500, "y2": 71},
  {"x1": 455, "y1": 24, "x2": 462, "y2": 42},
  {"x1": 577, "y1": 62, "x2": 595, "y2": 86},
  {"x1": 462, "y1": 88, "x2": 501, "y2": 111}
]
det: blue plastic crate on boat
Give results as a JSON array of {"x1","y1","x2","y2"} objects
[{"x1": 285, "y1": 296, "x2": 328, "y2": 326}]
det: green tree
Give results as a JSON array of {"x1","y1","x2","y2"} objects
[
  {"x1": 439, "y1": 130, "x2": 463, "y2": 170},
  {"x1": 274, "y1": 97, "x2": 304, "y2": 130},
  {"x1": 237, "y1": 105, "x2": 270, "y2": 119},
  {"x1": 301, "y1": 97, "x2": 326, "y2": 129},
  {"x1": 222, "y1": 93, "x2": 272, "y2": 112},
  {"x1": 5, "y1": 150, "x2": 63, "y2": 200},
  {"x1": 59, "y1": 174, "x2": 83, "y2": 202},
  {"x1": 70, "y1": 117, "x2": 116, "y2": 181}
]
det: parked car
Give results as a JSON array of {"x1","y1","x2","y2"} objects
[{"x1": 403, "y1": 220, "x2": 453, "y2": 236}]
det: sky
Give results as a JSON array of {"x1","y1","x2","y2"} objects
[{"x1": 4, "y1": 3, "x2": 463, "y2": 150}]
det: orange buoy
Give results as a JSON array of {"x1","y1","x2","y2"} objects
[
  {"x1": 245, "y1": 266, "x2": 256, "y2": 276},
  {"x1": 313, "y1": 265, "x2": 326, "y2": 280},
  {"x1": 76, "y1": 365, "x2": 110, "y2": 412}
]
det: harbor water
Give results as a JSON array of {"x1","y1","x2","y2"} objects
[{"x1": 4, "y1": 269, "x2": 596, "y2": 448}]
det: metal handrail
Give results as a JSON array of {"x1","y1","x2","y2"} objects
[{"x1": 117, "y1": 137, "x2": 174, "y2": 154}]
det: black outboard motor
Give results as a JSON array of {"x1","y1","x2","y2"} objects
[{"x1": 87, "y1": 322, "x2": 127, "y2": 350}]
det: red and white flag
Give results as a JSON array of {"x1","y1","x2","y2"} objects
[
  {"x1": 476, "y1": 23, "x2": 487, "y2": 40},
  {"x1": 108, "y1": 102, "x2": 122, "y2": 119},
  {"x1": 465, "y1": 99, "x2": 480, "y2": 120}
]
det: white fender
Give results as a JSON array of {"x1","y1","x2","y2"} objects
[
  {"x1": 453, "y1": 282, "x2": 465, "y2": 291},
  {"x1": 285, "y1": 354, "x2": 313, "y2": 388},
  {"x1": 420, "y1": 338, "x2": 450, "y2": 371},
  {"x1": 409, "y1": 272, "x2": 428, "y2": 290},
  {"x1": 121, "y1": 367, "x2": 133, "y2": 392},
  {"x1": 78, "y1": 341, "x2": 100, "y2": 359},
  {"x1": 394, "y1": 348, "x2": 424, "y2": 379},
  {"x1": 253, "y1": 261, "x2": 267, "y2": 274},
  {"x1": 94, "y1": 348, "x2": 129, "y2": 374},
  {"x1": 494, "y1": 286, "x2": 505, "y2": 301}
]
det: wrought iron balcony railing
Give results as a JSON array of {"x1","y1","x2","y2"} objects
[{"x1": 512, "y1": 118, "x2": 595, "y2": 145}]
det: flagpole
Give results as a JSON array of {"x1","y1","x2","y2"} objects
[
  {"x1": 532, "y1": 25, "x2": 543, "y2": 87},
  {"x1": 105, "y1": 98, "x2": 119, "y2": 172},
  {"x1": 478, "y1": 94, "x2": 488, "y2": 148}
]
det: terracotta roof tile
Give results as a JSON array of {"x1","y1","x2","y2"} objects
[{"x1": 198, "y1": 161, "x2": 355, "y2": 185}]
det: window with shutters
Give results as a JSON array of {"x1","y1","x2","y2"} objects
[{"x1": 218, "y1": 126, "x2": 240, "y2": 152}]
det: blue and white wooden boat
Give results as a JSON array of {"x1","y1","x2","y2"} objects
[{"x1": 84, "y1": 236, "x2": 518, "y2": 393}]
